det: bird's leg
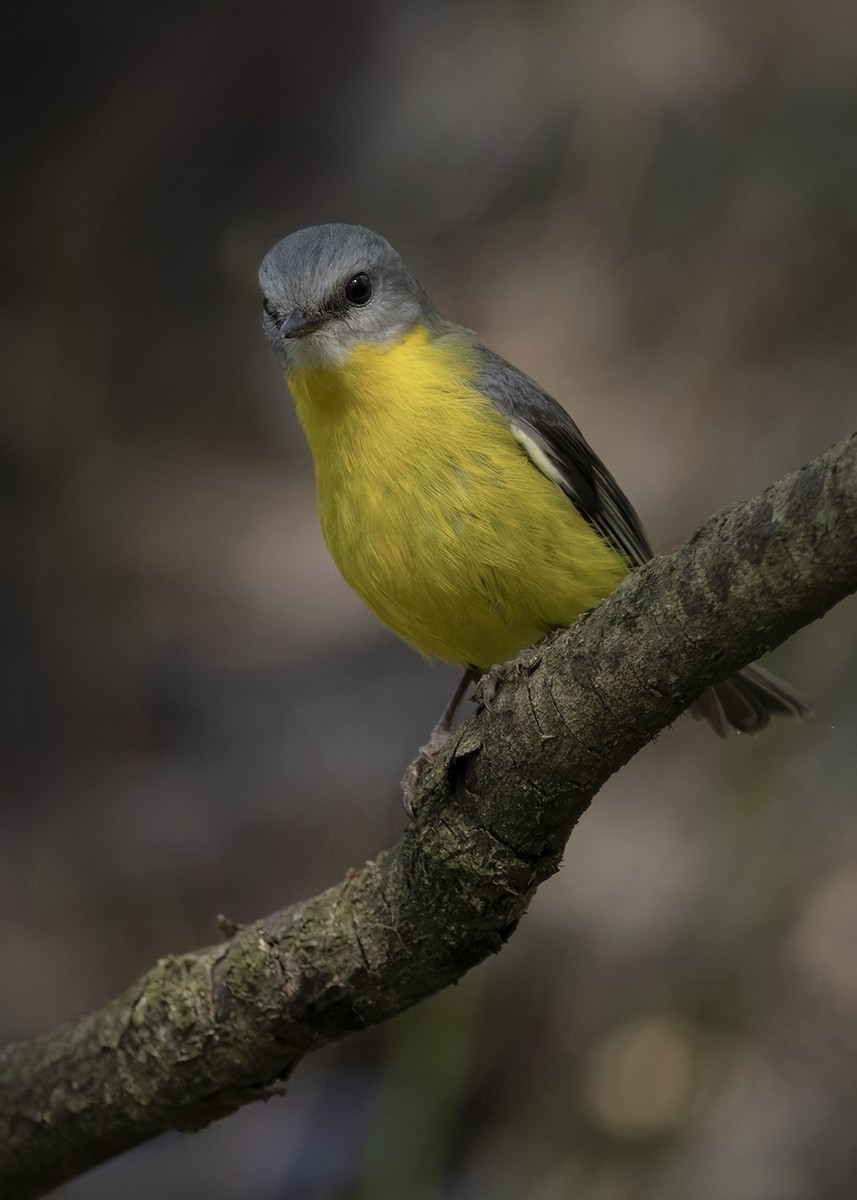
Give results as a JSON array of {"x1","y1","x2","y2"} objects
[{"x1": 402, "y1": 667, "x2": 477, "y2": 817}]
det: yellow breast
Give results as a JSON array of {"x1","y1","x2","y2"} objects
[{"x1": 287, "y1": 326, "x2": 627, "y2": 669}]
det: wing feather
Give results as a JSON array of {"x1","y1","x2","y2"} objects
[{"x1": 477, "y1": 346, "x2": 653, "y2": 568}]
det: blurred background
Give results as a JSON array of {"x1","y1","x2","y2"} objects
[{"x1": 2, "y1": 2, "x2": 857, "y2": 1197}]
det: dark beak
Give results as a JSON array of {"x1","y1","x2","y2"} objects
[{"x1": 279, "y1": 309, "x2": 324, "y2": 339}]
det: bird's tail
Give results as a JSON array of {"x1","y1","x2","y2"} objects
[{"x1": 689, "y1": 663, "x2": 811, "y2": 737}]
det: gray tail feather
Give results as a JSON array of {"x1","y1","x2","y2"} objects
[{"x1": 689, "y1": 663, "x2": 812, "y2": 737}]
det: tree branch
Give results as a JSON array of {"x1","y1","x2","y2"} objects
[{"x1": 1, "y1": 435, "x2": 855, "y2": 1200}]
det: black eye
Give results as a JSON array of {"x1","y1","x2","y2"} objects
[
  {"x1": 262, "y1": 297, "x2": 282, "y2": 322},
  {"x1": 344, "y1": 273, "x2": 372, "y2": 306}
]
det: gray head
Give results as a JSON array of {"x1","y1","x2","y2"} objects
[{"x1": 258, "y1": 224, "x2": 436, "y2": 370}]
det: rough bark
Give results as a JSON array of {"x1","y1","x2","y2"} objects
[{"x1": 1, "y1": 434, "x2": 855, "y2": 1200}]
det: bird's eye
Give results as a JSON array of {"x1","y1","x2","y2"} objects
[
  {"x1": 262, "y1": 297, "x2": 282, "y2": 322},
  {"x1": 344, "y1": 273, "x2": 372, "y2": 306}
]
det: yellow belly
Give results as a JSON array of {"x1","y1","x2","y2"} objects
[{"x1": 288, "y1": 327, "x2": 628, "y2": 669}]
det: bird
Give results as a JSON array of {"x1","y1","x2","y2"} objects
[{"x1": 258, "y1": 223, "x2": 808, "y2": 811}]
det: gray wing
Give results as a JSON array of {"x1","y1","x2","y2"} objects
[{"x1": 477, "y1": 346, "x2": 653, "y2": 568}]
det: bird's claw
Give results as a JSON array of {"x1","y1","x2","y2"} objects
[
  {"x1": 474, "y1": 645, "x2": 545, "y2": 712},
  {"x1": 473, "y1": 664, "x2": 506, "y2": 711},
  {"x1": 401, "y1": 724, "x2": 453, "y2": 818}
]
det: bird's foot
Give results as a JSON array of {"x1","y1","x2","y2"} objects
[
  {"x1": 473, "y1": 663, "x2": 508, "y2": 711},
  {"x1": 401, "y1": 724, "x2": 453, "y2": 818},
  {"x1": 474, "y1": 643, "x2": 547, "y2": 712}
]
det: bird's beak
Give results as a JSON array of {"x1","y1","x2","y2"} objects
[{"x1": 279, "y1": 309, "x2": 324, "y2": 339}]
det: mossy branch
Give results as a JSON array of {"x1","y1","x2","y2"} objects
[{"x1": 1, "y1": 435, "x2": 855, "y2": 1199}]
